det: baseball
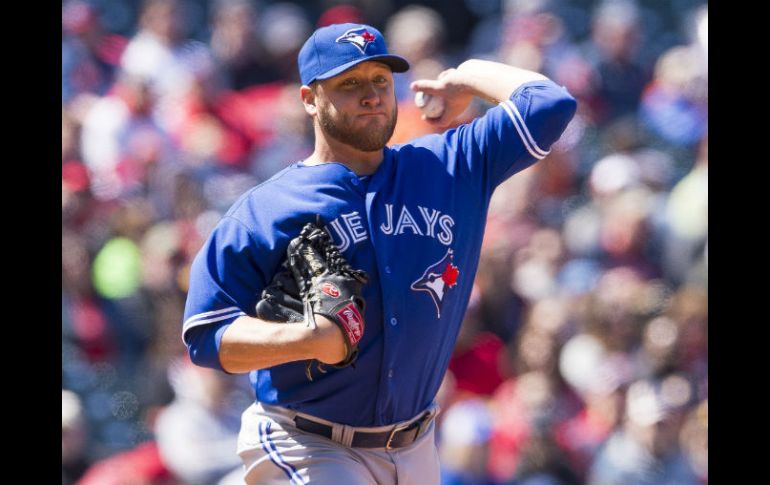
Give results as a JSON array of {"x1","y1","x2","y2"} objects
[{"x1": 415, "y1": 91, "x2": 445, "y2": 119}]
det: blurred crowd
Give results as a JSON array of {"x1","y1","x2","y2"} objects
[{"x1": 61, "y1": 0, "x2": 707, "y2": 484}]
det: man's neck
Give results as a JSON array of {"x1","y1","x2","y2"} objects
[{"x1": 305, "y1": 131, "x2": 385, "y2": 176}]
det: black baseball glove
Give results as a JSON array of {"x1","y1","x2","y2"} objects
[{"x1": 255, "y1": 220, "x2": 368, "y2": 380}]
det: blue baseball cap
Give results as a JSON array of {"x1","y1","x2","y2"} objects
[{"x1": 298, "y1": 23, "x2": 410, "y2": 86}]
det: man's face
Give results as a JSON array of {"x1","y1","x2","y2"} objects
[{"x1": 312, "y1": 61, "x2": 398, "y2": 152}]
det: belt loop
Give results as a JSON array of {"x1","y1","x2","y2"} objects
[
  {"x1": 331, "y1": 422, "x2": 344, "y2": 443},
  {"x1": 340, "y1": 425, "x2": 355, "y2": 447},
  {"x1": 331, "y1": 423, "x2": 356, "y2": 447}
]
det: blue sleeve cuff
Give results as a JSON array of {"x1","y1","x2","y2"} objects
[
  {"x1": 185, "y1": 321, "x2": 234, "y2": 373},
  {"x1": 507, "y1": 80, "x2": 577, "y2": 154}
]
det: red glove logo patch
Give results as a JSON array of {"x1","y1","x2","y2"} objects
[
  {"x1": 336, "y1": 303, "x2": 364, "y2": 345},
  {"x1": 321, "y1": 282, "x2": 341, "y2": 298}
]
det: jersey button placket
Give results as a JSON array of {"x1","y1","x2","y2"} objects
[{"x1": 390, "y1": 317, "x2": 398, "y2": 326}]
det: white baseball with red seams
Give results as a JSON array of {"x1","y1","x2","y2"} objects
[{"x1": 414, "y1": 91, "x2": 445, "y2": 119}]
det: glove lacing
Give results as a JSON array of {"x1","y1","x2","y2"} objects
[{"x1": 297, "y1": 224, "x2": 366, "y2": 381}]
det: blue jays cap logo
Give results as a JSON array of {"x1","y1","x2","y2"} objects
[
  {"x1": 336, "y1": 27, "x2": 377, "y2": 54},
  {"x1": 411, "y1": 249, "x2": 460, "y2": 318}
]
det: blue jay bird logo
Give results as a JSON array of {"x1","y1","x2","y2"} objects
[
  {"x1": 411, "y1": 249, "x2": 460, "y2": 319},
  {"x1": 335, "y1": 27, "x2": 377, "y2": 54}
]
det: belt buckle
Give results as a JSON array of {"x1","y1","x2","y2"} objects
[
  {"x1": 385, "y1": 412, "x2": 430, "y2": 450},
  {"x1": 385, "y1": 421, "x2": 410, "y2": 450}
]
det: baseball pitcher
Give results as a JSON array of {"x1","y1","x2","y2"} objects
[{"x1": 183, "y1": 22, "x2": 576, "y2": 484}]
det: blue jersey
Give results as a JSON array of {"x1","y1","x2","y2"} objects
[{"x1": 183, "y1": 80, "x2": 576, "y2": 426}]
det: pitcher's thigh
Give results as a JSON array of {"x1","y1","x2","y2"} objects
[{"x1": 239, "y1": 421, "x2": 378, "y2": 485}]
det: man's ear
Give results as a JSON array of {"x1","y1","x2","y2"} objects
[{"x1": 300, "y1": 85, "x2": 317, "y2": 116}]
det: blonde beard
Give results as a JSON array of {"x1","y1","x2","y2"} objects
[{"x1": 317, "y1": 104, "x2": 398, "y2": 152}]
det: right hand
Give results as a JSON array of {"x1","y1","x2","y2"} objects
[{"x1": 410, "y1": 68, "x2": 476, "y2": 129}]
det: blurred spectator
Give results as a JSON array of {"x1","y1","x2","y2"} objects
[
  {"x1": 62, "y1": 108, "x2": 81, "y2": 164},
  {"x1": 256, "y1": 2, "x2": 312, "y2": 83},
  {"x1": 510, "y1": 432, "x2": 582, "y2": 485},
  {"x1": 510, "y1": 227, "x2": 566, "y2": 303},
  {"x1": 584, "y1": 267, "x2": 664, "y2": 353},
  {"x1": 661, "y1": 137, "x2": 708, "y2": 285},
  {"x1": 162, "y1": 46, "x2": 259, "y2": 171},
  {"x1": 63, "y1": 390, "x2": 90, "y2": 484},
  {"x1": 448, "y1": 286, "x2": 508, "y2": 400},
  {"x1": 636, "y1": 316, "x2": 682, "y2": 378},
  {"x1": 665, "y1": 286, "x2": 708, "y2": 397},
  {"x1": 475, "y1": 245, "x2": 528, "y2": 343},
  {"x1": 154, "y1": 358, "x2": 246, "y2": 484},
  {"x1": 679, "y1": 399, "x2": 707, "y2": 483},
  {"x1": 474, "y1": 171, "x2": 544, "y2": 342},
  {"x1": 120, "y1": 0, "x2": 214, "y2": 130},
  {"x1": 120, "y1": 0, "x2": 190, "y2": 86},
  {"x1": 63, "y1": 103, "x2": 120, "y2": 240},
  {"x1": 559, "y1": 333, "x2": 607, "y2": 396},
  {"x1": 527, "y1": 146, "x2": 583, "y2": 226},
  {"x1": 91, "y1": 200, "x2": 162, "y2": 375},
  {"x1": 596, "y1": 187, "x2": 660, "y2": 277},
  {"x1": 80, "y1": 71, "x2": 173, "y2": 201},
  {"x1": 62, "y1": 160, "x2": 99, "y2": 231},
  {"x1": 488, "y1": 370, "x2": 581, "y2": 483},
  {"x1": 639, "y1": 46, "x2": 707, "y2": 150},
  {"x1": 62, "y1": 0, "x2": 127, "y2": 104},
  {"x1": 556, "y1": 349, "x2": 634, "y2": 479},
  {"x1": 497, "y1": 0, "x2": 578, "y2": 83},
  {"x1": 209, "y1": 0, "x2": 283, "y2": 90},
  {"x1": 689, "y1": 5, "x2": 707, "y2": 69},
  {"x1": 581, "y1": 0, "x2": 651, "y2": 126},
  {"x1": 76, "y1": 441, "x2": 177, "y2": 485},
  {"x1": 587, "y1": 375, "x2": 700, "y2": 485},
  {"x1": 317, "y1": 3, "x2": 365, "y2": 27},
  {"x1": 438, "y1": 398, "x2": 495, "y2": 485},
  {"x1": 509, "y1": 324, "x2": 561, "y2": 379},
  {"x1": 248, "y1": 83, "x2": 314, "y2": 181},
  {"x1": 525, "y1": 297, "x2": 573, "y2": 343},
  {"x1": 140, "y1": 222, "x2": 186, "y2": 295},
  {"x1": 63, "y1": 228, "x2": 119, "y2": 364}
]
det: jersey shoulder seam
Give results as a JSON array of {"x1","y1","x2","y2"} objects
[
  {"x1": 508, "y1": 79, "x2": 556, "y2": 100},
  {"x1": 226, "y1": 165, "x2": 298, "y2": 215},
  {"x1": 220, "y1": 214, "x2": 263, "y2": 245}
]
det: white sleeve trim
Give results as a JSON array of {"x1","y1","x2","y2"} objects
[
  {"x1": 500, "y1": 99, "x2": 550, "y2": 160},
  {"x1": 181, "y1": 307, "x2": 246, "y2": 342}
]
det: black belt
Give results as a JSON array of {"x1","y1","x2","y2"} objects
[{"x1": 293, "y1": 411, "x2": 434, "y2": 450}]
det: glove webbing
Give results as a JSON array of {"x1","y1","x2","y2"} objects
[
  {"x1": 298, "y1": 225, "x2": 367, "y2": 281},
  {"x1": 297, "y1": 225, "x2": 367, "y2": 311},
  {"x1": 297, "y1": 225, "x2": 366, "y2": 381}
]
